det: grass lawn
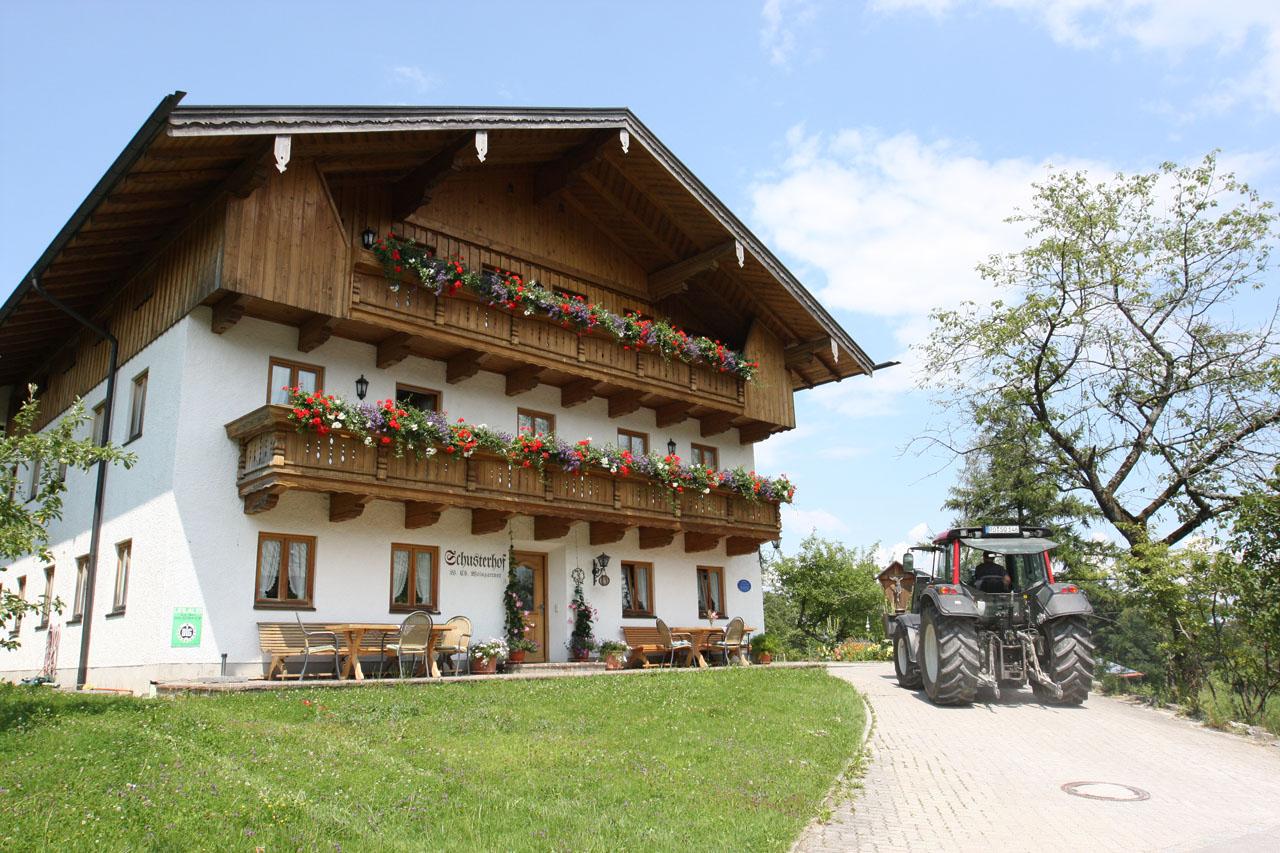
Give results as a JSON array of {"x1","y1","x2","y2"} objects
[{"x1": 0, "y1": 667, "x2": 863, "y2": 851}]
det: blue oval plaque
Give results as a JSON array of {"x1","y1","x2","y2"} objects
[{"x1": 737, "y1": 579, "x2": 751, "y2": 593}]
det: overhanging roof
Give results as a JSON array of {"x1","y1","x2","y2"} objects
[{"x1": 1, "y1": 95, "x2": 878, "y2": 389}]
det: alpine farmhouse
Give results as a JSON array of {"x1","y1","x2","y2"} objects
[{"x1": 0, "y1": 94, "x2": 875, "y2": 692}]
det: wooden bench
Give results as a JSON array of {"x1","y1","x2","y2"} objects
[
  {"x1": 257, "y1": 622, "x2": 392, "y2": 680},
  {"x1": 620, "y1": 626, "x2": 693, "y2": 668}
]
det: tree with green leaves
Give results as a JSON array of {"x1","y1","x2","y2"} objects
[
  {"x1": 762, "y1": 533, "x2": 884, "y2": 654},
  {"x1": 1, "y1": 388, "x2": 134, "y2": 650},
  {"x1": 924, "y1": 153, "x2": 1279, "y2": 550}
]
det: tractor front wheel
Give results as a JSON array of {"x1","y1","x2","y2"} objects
[
  {"x1": 919, "y1": 607, "x2": 978, "y2": 705},
  {"x1": 1034, "y1": 616, "x2": 1094, "y2": 705},
  {"x1": 894, "y1": 626, "x2": 921, "y2": 688}
]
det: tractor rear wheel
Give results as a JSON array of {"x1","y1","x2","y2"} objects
[
  {"x1": 894, "y1": 626, "x2": 921, "y2": 688},
  {"x1": 1034, "y1": 616, "x2": 1094, "y2": 705},
  {"x1": 919, "y1": 607, "x2": 978, "y2": 705}
]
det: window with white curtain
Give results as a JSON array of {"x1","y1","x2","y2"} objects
[
  {"x1": 255, "y1": 532, "x2": 315, "y2": 608},
  {"x1": 390, "y1": 544, "x2": 437, "y2": 612}
]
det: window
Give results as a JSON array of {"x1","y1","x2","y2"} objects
[
  {"x1": 26, "y1": 458, "x2": 42, "y2": 502},
  {"x1": 696, "y1": 566, "x2": 725, "y2": 619},
  {"x1": 255, "y1": 533, "x2": 316, "y2": 608},
  {"x1": 617, "y1": 429, "x2": 649, "y2": 456},
  {"x1": 268, "y1": 358, "x2": 324, "y2": 405},
  {"x1": 127, "y1": 371, "x2": 147, "y2": 441},
  {"x1": 690, "y1": 443, "x2": 719, "y2": 469},
  {"x1": 390, "y1": 544, "x2": 438, "y2": 612},
  {"x1": 621, "y1": 561, "x2": 654, "y2": 617},
  {"x1": 91, "y1": 402, "x2": 106, "y2": 446},
  {"x1": 11, "y1": 576, "x2": 27, "y2": 636},
  {"x1": 396, "y1": 384, "x2": 440, "y2": 413},
  {"x1": 112, "y1": 541, "x2": 131, "y2": 614},
  {"x1": 71, "y1": 555, "x2": 89, "y2": 622},
  {"x1": 554, "y1": 286, "x2": 589, "y2": 303},
  {"x1": 517, "y1": 409, "x2": 555, "y2": 435},
  {"x1": 38, "y1": 565, "x2": 54, "y2": 629}
]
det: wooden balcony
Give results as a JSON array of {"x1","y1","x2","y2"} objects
[{"x1": 226, "y1": 406, "x2": 781, "y2": 555}]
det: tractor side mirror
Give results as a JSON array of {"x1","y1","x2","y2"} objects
[{"x1": 902, "y1": 552, "x2": 914, "y2": 573}]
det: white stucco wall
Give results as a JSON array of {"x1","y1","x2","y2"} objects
[{"x1": 2, "y1": 308, "x2": 767, "y2": 692}]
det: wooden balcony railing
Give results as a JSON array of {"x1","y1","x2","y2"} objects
[
  {"x1": 226, "y1": 406, "x2": 780, "y2": 555},
  {"x1": 348, "y1": 227, "x2": 748, "y2": 418}
]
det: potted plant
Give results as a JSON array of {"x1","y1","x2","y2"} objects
[
  {"x1": 470, "y1": 637, "x2": 508, "y2": 674},
  {"x1": 598, "y1": 639, "x2": 628, "y2": 670},
  {"x1": 567, "y1": 580, "x2": 597, "y2": 662},
  {"x1": 751, "y1": 633, "x2": 780, "y2": 665},
  {"x1": 508, "y1": 636, "x2": 538, "y2": 664}
]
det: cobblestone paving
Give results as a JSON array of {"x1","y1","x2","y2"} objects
[{"x1": 794, "y1": 663, "x2": 1280, "y2": 852}]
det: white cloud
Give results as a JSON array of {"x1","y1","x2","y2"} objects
[
  {"x1": 390, "y1": 65, "x2": 442, "y2": 94},
  {"x1": 872, "y1": 0, "x2": 1280, "y2": 114},
  {"x1": 781, "y1": 506, "x2": 850, "y2": 537},
  {"x1": 874, "y1": 520, "x2": 934, "y2": 565},
  {"x1": 750, "y1": 125, "x2": 1102, "y2": 417},
  {"x1": 760, "y1": 0, "x2": 819, "y2": 68}
]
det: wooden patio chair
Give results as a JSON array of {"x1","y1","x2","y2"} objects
[
  {"x1": 379, "y1": 611, "x2": 434, "y2": 678},
  {"x1": 293, "y1": 613, "x2": 342, "y2": 680},
  {"x1": 434, "y1": 615, "x2": 472, "y2": 676},
  {"x1": 708, "y1": 616, "x2": 747, "y2": 665},
  {"x1": 655, "y1": 619, "x2": 693, "y2": 668}
]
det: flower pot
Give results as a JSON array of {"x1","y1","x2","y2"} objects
[
  {"x1": 757, "y1": 652, "x2": 773, "y2": 665},
  {"x1": 570, "y1": 647, "x2": 591, "y2": 662},
  {"x1": 472, "y1": 656, "x2": 498, "y2": 674},
  {"x1": 508, "y1": 649, "x2": 527, "y2": 664},
  {"x1": 604, "y1": 653, "x2": 623, "y2": 671}
]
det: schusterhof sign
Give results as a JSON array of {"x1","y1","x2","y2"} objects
[{"x1": 444, "y1": 549, "x2": 508, "y2": 579}]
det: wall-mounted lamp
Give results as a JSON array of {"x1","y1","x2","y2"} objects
[
  {"x1": 592, "y1": 552, "x2": 611, "y2": 586},
  {"x1": 360, "y1": 228, "x2": 376, "y2": 250},
  {"x1": 771, "y1": 539, "x2": 782, "y2": 552},
  {"x1": 667, "y1": 438, "x2": 677, "y2": 457},
  {"x1": 355, "y1": 374, "x2": 369, "y2": 400}
]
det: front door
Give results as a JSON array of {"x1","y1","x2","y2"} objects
[{"x1": 511, "y1": 551, "x2": 547, "y2": 663}]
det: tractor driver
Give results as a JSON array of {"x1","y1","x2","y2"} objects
[{"x1": 973, "y1": 552, "x2": 1012, "y2": 593}]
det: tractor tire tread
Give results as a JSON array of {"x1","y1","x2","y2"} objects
[
  {"x1": 922, "y1": 609, "x2": 978, "y2": 705},
  {"x1": 1037, "y1": 616, "x2": 1094, "y2": 705}
]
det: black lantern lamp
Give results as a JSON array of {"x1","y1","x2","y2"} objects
[
  {"x1": 360, "y1": 227, "x2": 376, "y2": 250},
  {"x1": 667, "y1": 438, "x2": 677, "y2": 457},
  {"x1": 355, "y1": 374, "x2": 369, "y2": 401},
  {"x1": 592, "y1": 552, "x2": 611, "y2": 586}
]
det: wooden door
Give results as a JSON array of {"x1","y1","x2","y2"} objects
[{"x1": 512, "y1": 551, "x2": 548, "y2": 663}]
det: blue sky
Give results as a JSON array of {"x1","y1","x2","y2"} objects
[{"x1": 2, "y1": 1, "x2": 1278, "y2": 559}]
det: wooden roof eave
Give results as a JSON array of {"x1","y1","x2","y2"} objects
[{"x1": 0, "y1": 91, "x2": 187, "y2": 332}]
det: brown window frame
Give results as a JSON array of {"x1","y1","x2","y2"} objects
[
  {"x1": 254, "y1": 532, "x2": 317, "y2": 610},
  {"x1": 38, "y1": 564, "x2": 54, "y2": 630},
  {"x1": 395, "y1": 383, "x2": 442, "y2": 413},
  {"x1": 267, "y1": 357, "x2": 325, "y2": 405},
  {"x1": 25, "y1": 457, "x2": 42, "y2": 503},
  {"x1": 111, "y1": 540, "x2": 131, "y2": 615},
  {"x1": 621, "y1": 561, "x2": 655, "y2": 618},
  {"x1": 553, "y1": 286, "x2": 589, "y2": 303},
  {"x1": 70, "y1": 555, "x2": 89, "y2": 624},
  {"x1": 91, "y1": 401, "x2": 106, "y2": 446},
  {"x1": 696, "y1": 566, "x2": 726, "y2": 619},
  {"x1": 389, "y1": 543, "x2": 440, "y2": 614},
  {"x1": 10, "y1": 575, "x2": 26, "y2": 637},
  {"x1": 517, "y1": 408, "x2": 556, "y2": 435},
  {"x1": 617, "y1": 428, "x2": 649, "y2": 456},
  {"x1": 126, "y1": 370, "x2": 148, "y2": 442},
  {"x1": 690, "y1": 443, "x2": 719, "y2": 469}
]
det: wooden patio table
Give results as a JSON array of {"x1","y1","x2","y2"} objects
[
  {"x1": 672, "y1": 625, "x2": 756, "y2": 668},
  {"x1": 326, "y1": 623, "x2": 450, "y2": 680}
]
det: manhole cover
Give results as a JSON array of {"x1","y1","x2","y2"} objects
[{"x1": 1061, "y1": 781, "x2": 1150, "y2": 802}]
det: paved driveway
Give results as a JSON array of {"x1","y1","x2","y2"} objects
[{"x1": 795, "y1": 663, "x2": 1280, "y2": 853}]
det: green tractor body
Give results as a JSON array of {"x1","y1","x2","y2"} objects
[{"x1": 883, "y1": 525, "x2": 1094, "y2": 705}]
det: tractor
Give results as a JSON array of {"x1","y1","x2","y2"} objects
[{"x1": 881, "y1": 525, "x2": 1094, "y2": 706}]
